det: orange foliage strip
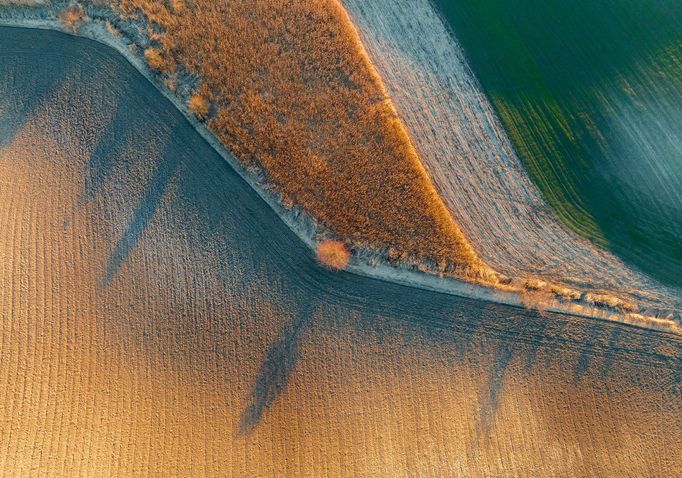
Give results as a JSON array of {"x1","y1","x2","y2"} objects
[
  {"x1": 188, "y1": 94, "x2": 210, "y2": 119},
  {"x1": 117, "y1": 0, "x2": 495, "y2": 280}
]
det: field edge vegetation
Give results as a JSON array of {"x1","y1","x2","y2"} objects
[
  {"x1": 110, "y1": 0, "x2": 498, "y2": 283},
  {"x1": 0, "y1": 1, "x2": 679, "y2": 330}
]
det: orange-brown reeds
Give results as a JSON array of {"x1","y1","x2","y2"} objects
[
  {"x1": 188, "y1": 94, "x2": 210, "y2": 119},
  {"x1": 117, "y1": 0, "x2": 494, "y2": 281},
  {"x1": 59, "y1": 3, "x2": 85, "y2": 31},
  {"x1": 317, "y1": 240, "x2": 351, "y2": 270},
  {"x1": 144, "y1": 47, "x2": 175, "y2": 73}
]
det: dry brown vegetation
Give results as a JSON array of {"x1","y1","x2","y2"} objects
[
  {"x1": 144, "y1": 46, "x2": 175, "y2": 73},
  {"x1": 188, "y1": 93, "x2": 210, "y2": 119},
  {"x1": 105, "y1": 19, "x2": 121, "y2": 37},
  {"x1": 549, "y1": 284, "x2": 582, "y2": 301},
  {"x1": 116, "y1": 0, "x2": 494, "y2": 281},
  {"x1": 583, "y1": 293, "x2": 639, "y2": 312},
  {"x1": 59, "y1": 2, "x2": 85, "y2": 31},
  {"x1": 317, "y1": 240, "x2": 351, "y2": 270},
  {"x1": 523, "y1": 278, "x2": 547, "y2": 291}
]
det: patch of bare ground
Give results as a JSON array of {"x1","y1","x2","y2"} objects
[
  {"x1": 1, "y1": 28, "x2": 680, "y2": 476},
  {"x1": 111, "y1": 0, "x2": 495, "y2": 283},
  {"x1": 340, "y1": 0, "x2": 681, "y2": 318}
]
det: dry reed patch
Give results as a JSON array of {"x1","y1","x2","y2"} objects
[
  {"x1": 59, "y1": 3, "x2": 85, "y2": 31},
  {"x1": 144, "y1": 47, "x2": 175, "y2": 73},
  {"x1": 625, "y1": 313, "x2": 680, "y2": 332},
  {"x1": 550, "y1": 284, "x2": 582, "y2": 301},
  {"x1": 583, "y1": 293, "x2": 633, "y2": 311},
  {"x1": 317, "y1": 240, "x2": 351, "y2": 270},
  {"x1": 105, "y1": 20, "x2": 121, "y2": 37},
  {"x1": 116, "y1": 0, "x2": 493, "y2": 281},
  {"x1": 524, "y1": 278, "x2": 547, "y2": 291},
  {"x1": 163, "y1": 74, "x2": 177, "y2": 92},
  {"x1": 188, "y1": 94, "x2": 210, "y2": 119}
]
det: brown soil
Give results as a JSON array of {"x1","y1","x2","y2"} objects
[{"x1": 1, "y1": 29, "x2": 679, "y2": 476}]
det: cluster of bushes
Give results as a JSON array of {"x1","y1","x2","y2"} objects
[{"x1": 59, "y1": 2, "x2": 84, "y2": 30}]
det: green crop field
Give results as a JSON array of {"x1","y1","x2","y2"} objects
[{"x1": 434, "y1": 0, "x2": 682, "y2": 286}]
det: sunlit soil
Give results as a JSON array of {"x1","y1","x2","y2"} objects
[{"x1": 0, "y1": 28, "x2": 679, "y2": 477}]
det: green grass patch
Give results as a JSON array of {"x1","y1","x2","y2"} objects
[{"x1": 434, "y1": 0, "x2": 682, "y2": 286}]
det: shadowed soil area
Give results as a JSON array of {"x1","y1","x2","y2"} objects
[{"x1": 0, "y1": 28, "x2": 680, "y2": 477}]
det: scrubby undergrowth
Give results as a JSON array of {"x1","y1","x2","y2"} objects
[{"x1": 316, "y1": 240, "x2": 351, "y2": 270}]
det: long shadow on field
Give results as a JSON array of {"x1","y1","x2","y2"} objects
[
  {"x1": 239, "y1": 302, "x2": 316, "y2": 435},
  {"x1": 523, "y1": 318, "x2": 549, "y2": 371},
  {"x1": 600, "y1": 328, "x2": 623, "y2": 380},
  {"x1": 674, "y1": 366, "x2": 682, "y2": 400},
  {"x1": 102, "y1": 124, "x2": 182, "y2": 286},
  {"x1": 0, "y1": 47, "x2": 76, "y2": 148},
  {"x1": 573, "y1": 323, "x2": 603, "y2": 383},
  {"x1": 478, "y1": 342, "x2": 514, "y2": 434},
  {"x1": 81, "y1": 100, "x2": 150, "y2": 203}
]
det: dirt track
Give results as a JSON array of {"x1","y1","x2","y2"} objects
[
  {"x1": 0, "y1": 28, "x2": 680, "y2": 477},
  {"x1": 340, "y1": 0, "x2": 682, "y2": 313}
]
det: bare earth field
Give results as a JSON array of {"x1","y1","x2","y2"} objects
[
  {"x1": 0, "y1": 28, "x2": 680, "y2": 477},
  {"x1": 340, "y1": 0, "x2": 682, "y2": 313}
]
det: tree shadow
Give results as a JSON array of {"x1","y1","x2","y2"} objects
[
  {"x1": 572, "y1": 324, "x2": 601, "y2": 383},
  {"x1": 524, "y1": 318, "x2": 548, "y2": 371},
  {"x1": 478, "y1": 342, "x2": 514, "y2": 434},
  {"x1": 673, "y1": 364, "x2": 682, "y2": 400},
  {"x1": 101, "y1": 123, "x2": 183, "y2": 286},
  {"x1": 0, "y1": 31, "x2": 78, "y2": 148},
  {"x1": 600, "y1": 328, "x2": 623, "y2": 380},
  {"x1": 238, "y1": 302, "x2": 317, "y2": 435},
  {"x1": 81, "y1": 100, "x2": 149, "y2": 203}
]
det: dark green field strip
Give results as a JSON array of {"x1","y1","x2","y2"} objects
[{"x1": 434, "y1": 0, "x2": 682, "y2": 285}]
